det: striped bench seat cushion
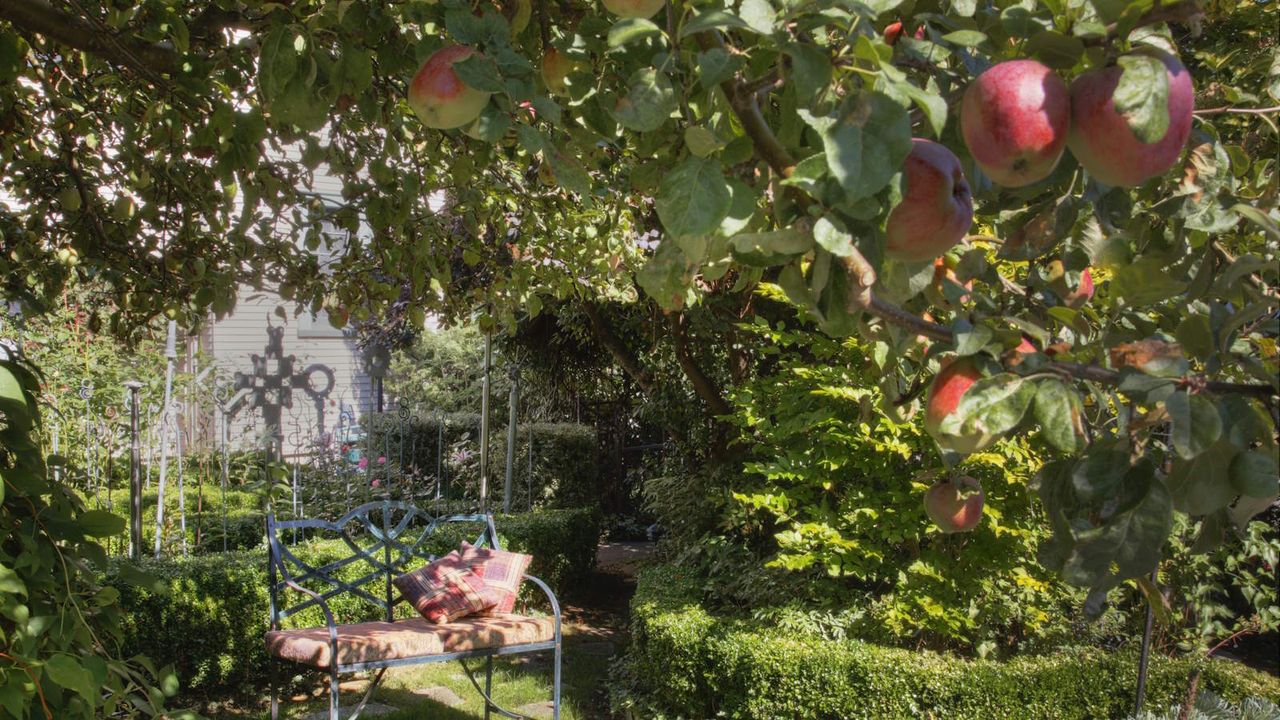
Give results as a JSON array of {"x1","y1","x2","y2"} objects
[{"x1": 265, "y1": 613, "x2": 554, "y2": 668}]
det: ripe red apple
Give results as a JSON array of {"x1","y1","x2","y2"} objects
[
  {"x1": 885, "y1": 139, "x2": 974, "y2": 264},
  {"x1": 1046, "y1": 261, "x2": 1094, "y2": 308},
  {"x1": 924, "y1": 357, "x2": 989, "y2": 454},
  {"x1": 961, "y1": 60, "x2": 1070, "y2": 187},
  {"x1": 408, "y1": 46, "x2": 492, "y2": 130},
  {"x1": 602, "y1": 0, "x2": 666, "y2": 19},
  {"x1": 541, "y1": 48, "x2": 576, "y2": 96},
  {"x1": 1066, "y1": 50, "x2": 1195, "y2": 187},
  {"x1": 924, "y1": 476, "x2": 985, "y2": 533}
]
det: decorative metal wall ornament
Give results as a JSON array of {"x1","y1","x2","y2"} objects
[{"x1": 223, "y1": 326, "x2": 336, "y2": 458}]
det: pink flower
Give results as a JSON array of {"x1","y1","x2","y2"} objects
[
  {"x1": 377, "y1": 456, "x2": 386, "y2": 464},
  {"x1": 358, "y1": 458, "x2": 369, "y2": 470},
  {"x1": 371, "y1": 479, "x2": 381, "y2": 488}
]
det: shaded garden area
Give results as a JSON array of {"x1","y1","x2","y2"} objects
[{"x1": 2, "y1": 0, "x2": 1280, "y2": 718}]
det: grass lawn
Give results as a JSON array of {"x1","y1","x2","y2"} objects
[{"x1": 252, "y1": 637, "x2": 614, "y2": 720}]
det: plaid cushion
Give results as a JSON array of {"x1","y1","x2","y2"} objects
[
  {"x1": 393, "y1": 551, "x2": 488, "y2": 624},
  {"x1": 460, "y1": 542, "x2": 532, "y2": 614}
]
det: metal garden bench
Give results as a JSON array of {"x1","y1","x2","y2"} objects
[{"x1": 264, "y1": 500, "x2": 562, "y2": 720}]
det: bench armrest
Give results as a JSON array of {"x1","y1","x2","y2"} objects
[{"x1": 522, "y1": 574, "x2": 562, "y2": 638}]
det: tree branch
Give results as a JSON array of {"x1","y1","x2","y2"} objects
[
  {"x1": 2, "y1": 0, "x2": 179, "y2": 75},
  {"x1": 1081, "y1": 0, "x2": 1205, "y2": 47},
  {"x1": 696, "y1": 32, "x2": 797, "y2": 177},
  {"x1": 1194, "y1": 105, "x2": 1280, "y2": 116},
  {"x1": 582, "y1": 302, "x2": 656, "y2": 397},
  {"x1": 669, "y1": 313, "x2": 733, "y2": 418}
]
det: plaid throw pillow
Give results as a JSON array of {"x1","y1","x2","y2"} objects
[
  {"x1": 393, "y1": 551, "x2": 488, "y2": 624},
  {"x1": 460, "y1": 542, "x2": 532, "y2": 614}
]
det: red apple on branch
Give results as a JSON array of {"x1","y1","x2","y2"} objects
[
  {"x1": 885, "y1": 139, "x2": 974, "y2": 263},
  {"x1": 408, "y1": 46, "x2": 492, "y2": 130},
  {"x1": 602, "y1": 0, "x2": 666, "y2": 19},
  {"x1": 1066, "y1": 50, "x2": 1195, "y2": 187},
  {"x1": 924, "y1": 476, "x2": 985, "y2": 533},
  {"x1": 961, "y1": 60, "x2": 1070, "y2": 187},
  {"x1": 1046, "y1": 261, "x2": 1094, "y2": 308}
]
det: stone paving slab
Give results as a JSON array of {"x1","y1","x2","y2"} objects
[
  {"x1": 301, "y1": 701, "x2": 397, "y2": 720},
  {"x1": 514, "y1": 700, "x2": 555, "y2": 719},
  {"x1": 410, "y1": 685, "x2": 466, "y2": 707}
]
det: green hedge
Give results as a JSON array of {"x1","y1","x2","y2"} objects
[
  {"x1": 366, "y1": 412, "x2": 599, "y2": 509},
  {"x1": 614, "y1": 565, "x2": 1280, "y2": 720},
  {"x1": 107, "y1": 507, "x2": 601, "y2": 702}
]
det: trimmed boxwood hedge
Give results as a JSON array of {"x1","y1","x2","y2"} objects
[
  {"x1": 614, "y1": 564, "x2": 1280, "y2": 720},
  {"x1": 106, "y1": 507, "x2": 600, "y2": 702}
]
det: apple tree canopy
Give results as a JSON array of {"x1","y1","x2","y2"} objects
[{"x1": 1, "y1": 0, "x2": 1278, "y2": 609}]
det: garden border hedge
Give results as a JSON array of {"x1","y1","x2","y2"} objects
[
  {"x1": 613, "y1": 564, "x2": 1280, "y2": 719},
  {"x1": 106, "y1": 507, "x2": 601, "y2": 702}
]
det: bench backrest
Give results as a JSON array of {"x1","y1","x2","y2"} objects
[{"x1": 266, "y1": 500, "x2": 501, "y2": 627}]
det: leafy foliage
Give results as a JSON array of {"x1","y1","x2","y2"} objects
[
  {"x1": 0, "y1": 355, "x2": 188, "y2": 718},
  {"x1": 614, "y1": 564, "x2": 1280, "y2": 720}
]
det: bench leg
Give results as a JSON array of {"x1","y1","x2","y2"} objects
[
  {"x1": 269, "y1": 658, "x2": 279, "y2": 720},
  {"x1": 329, "y1": 667, "x2": 340, "y2": 720},
  {"x1": 553, "y1": 640, "x2": 562, "y2": 720},
  {"x1": 483, "y1": 656, "x2": 494, "y2": 720}
]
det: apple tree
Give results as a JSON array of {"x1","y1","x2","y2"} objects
[{"x1": 1, "y1": 0, "x2": 1278, "y2": 714}]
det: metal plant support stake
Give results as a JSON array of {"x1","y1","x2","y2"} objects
[
  {"x1": 153, "y1": 321, "x2": 178, "y2": 557},
  {"x1": 125, "y1": 381, "x2": 143, "y2": 561},
  {"x1": 503, "y1": 365, "x2": 519, "y2": 514},
  {"x1": 478, "y1": 333, "x2": 491, "y2": 511},
  {"x1": 175, "y1": 399, "x2": 187, "y2": 557},
  {"x1": 1134, "y1": 565, "x2": 1160, "y2": 714}
]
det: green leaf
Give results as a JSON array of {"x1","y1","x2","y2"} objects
[
  {"x1": 1111, "y1": 257, "x2": 1186, "y2": 306},
  {"x1": 78, "y1": 509, "x2": 126, "y2": 538},
  {"x1": 0, "y1": 366, "x2": 33, "y2": 431},
  {"x1": 1063, "y1": 464, "x2": 1173, "y2": 589},
  {"x1": 656, "y1": 156, "x2": 733, "y2": 238},
  {"x1": 812, "y1": 216, "x2": 855, "y2": 258},
  {"x1": 1165, "y1": 392, "x2": 1223, "y2": 460},
  {"x1": 738, "y1": 0, "x2": 776, "y2": 34},
  {"x1": 0, "y1": 564, "x2": 25, "y2": 595},
  {"x1": 613, "y1": 68, "x2": 676, "y2": 132},
  {"x1": 697, "y1": 48, "x2": 741, "y2": 89},
  {"x1": 1229, "y1": 450, "x2": 1279, "y2": 498},
  {"x1": 684, "y1": 126, "x2": 722, "y2": 158},
  {"x1": 954, "y1": 324, "x2": 994, "y2": 356},
  {"x1": 452, "y1": 54, "x2": 505, "y2": 93},
  {"x1": 1070, "y1": 449, "x2": 1130, "y2": 502},
  {"x1": 1174, "y1": 314, "x2": 1214, "y2": 360},
  {"x1": 880, "y1": 77, "x2": 948, "y2": 138},
  {"x1": 1024, "y1": 30, "x2": 1085, "y2": 70},
  {"x1": 547, "y1": 147, "x2": 591, "y2": 195},
  {"x1": 45, "y1": 653, "x2": 97, "y2": 705},
  {"x1": 1113, "y1": 54, "x2": 1170, "y2": 144},
  {"x1": 940, "y1": 373, "x2": 1035, "y2": 442},
  {"x1": 1034, "y1": 380, "x2": 1085, "y2": 453},
  {"x1": 719, "y1": 179, "x2": 758, "y2": 236},
  {"x1": 729, "y1": 228, "x2": 812, "y2": 266},
  {"x1": 681, "y1": 10, "x2": 752, "y2": 38},
  {"x1": 637, "y1": 241, "x2": 694, "y2": 311},
  {"x1": 784, "y1": 43, "x2": 831, "y2": 104},
  {"x1": 941, "y1": 30, "x2": 987, "y2": 47},
  {"x1": 803, "y1": 93, "x2": 912, "y2": 202},
  {"x1": 1168, "y1": 440, "x2": 1240, "y2": 515},
  {"x1": 608, "y1": 18, "x2": 664, "y2": 49},
  {"x1": 258, "y1": 26, "x2": 300, "y2": 101}
]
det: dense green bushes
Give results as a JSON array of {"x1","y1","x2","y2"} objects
[
  {"x1": 613, "y1": 565, "x2": 1280, "y2": 720},
  {"x1": 107, "y1": 507, "x2": 601, "y2": 701}
]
